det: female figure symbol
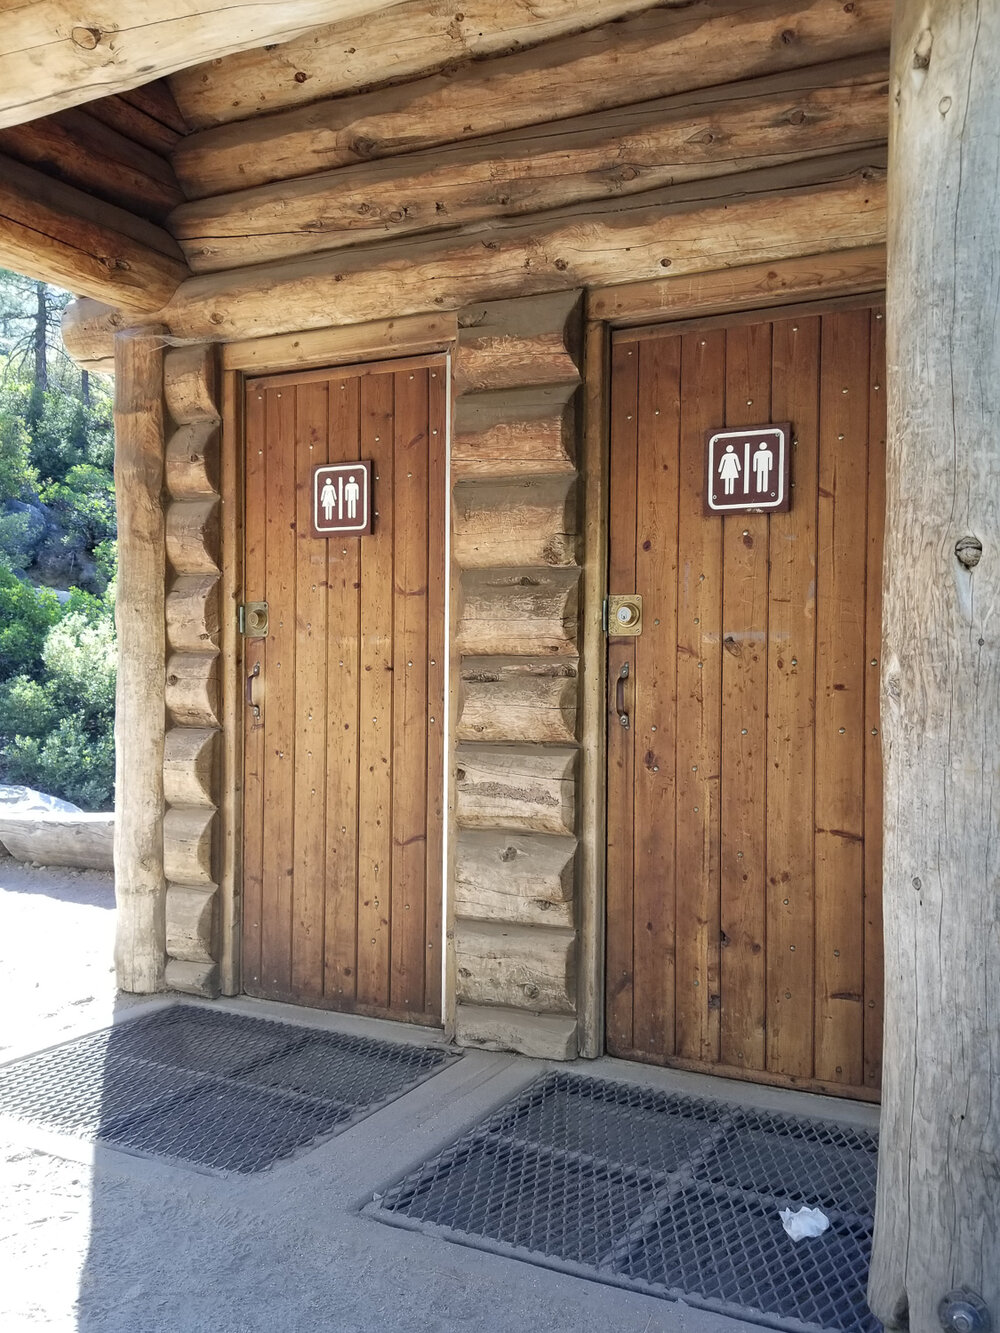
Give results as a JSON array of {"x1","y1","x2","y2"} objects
[{"x1": 718, "y1": 444, "x2": 741, "y2": 495}]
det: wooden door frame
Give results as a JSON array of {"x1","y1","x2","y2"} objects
[
  {"x1": 576, "y1": 247, "x2": 887, "y2": 1061},
  {"x1": 215, "y1": 317, "x2": 458, "y2": 1001}
]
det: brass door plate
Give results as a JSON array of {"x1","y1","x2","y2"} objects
[
  {"x1": 608, "y1": 594, "x2": 642, "y2": 636},
  {"x1": 239, "y1": 601, "x2": 269, "y2": 638}
]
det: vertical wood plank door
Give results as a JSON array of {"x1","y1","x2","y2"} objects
[
  {"x1": 606, "y1": 300, "x2": 885, "y2": 1099},
  {"x1": 242, "y1": 356, "x2": 447, "y2": 1024}
]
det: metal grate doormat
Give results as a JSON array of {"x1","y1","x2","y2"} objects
[
  {"x1": 368, "y1": 1072, "x2": 880, "y2": 1333},
  {"x1": 0, "y1": 1005, "x2": 456, "y2": 1174}
]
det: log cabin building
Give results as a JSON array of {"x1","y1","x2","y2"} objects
[{"x1": 1, "y1": 2, "x2": 995, "y2": 1329}]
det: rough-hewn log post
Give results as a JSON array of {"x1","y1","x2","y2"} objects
[
  {"x1": 869, "y1": 3, "x2": 1000, "y2": 1329},
  {"x1": 113, "y1": 329, "x2": 167, "y2": 992}
]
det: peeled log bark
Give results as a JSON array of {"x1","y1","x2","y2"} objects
[
  {"x1": 0, "y1": 154, "x2": 187, "y2": 312},
  {"x1": 163, "y1": 727, "x2": 218, "y2": 808},
  {"x1": 163, "y1": 806, "x2": 215, "y2": 886},
  {"x1": 867, "y1": 3, "x2": 1000, "y2": 1330},
  {"x1": 165, "y1": 498, "x2": 220, "y2": 575},
  {"x1": 165, "y1": 422, "x2": 221, "y2": 499},
  {"x1": 166, "y1": 573, "x2": 221, "y2": 652},
  {"x1": 166, "y1": 883, "x2": 218, "y2": 962},
  {"x1": 455, "y1": 920, "x2": 577, "y2": 1013},
  {"x1": 454, "y1": 384, "x2": 579, "y2": 478},
  {"x1": 0, "y1": 0, "x2": 405, "y2": 130},
  {"x1": 156, "y1": 154, "x2": 887, "y2": 344},
  {"x1": 165, "y1": 652, "x2": 220, "y2": 727},
  {"x1": 163, "y1": 344, "x2": 220, "y2": 425},
  {"x1": 61, "y1": 297, "x2": 133, "y2": 366},
  {"x1": 173, "y1": 0, "x2": 891, "y2": 196},
  {"x1": 453, "y1": 475, "x2": 579, "y2": 569},
  {"x1": 456, "y1": 290, "x2": 582, "y2": 394},
  {"x1": 168, "y1": 0, "x2": 673, "y2": 129},
  {"x1": 455, "y1": 743, "x2": 577, "y2": 836},
  {"x1": 170, "y1": 58, "x2": 888, "y2": 272},
  {"x1": 457, "y1": 568, "x2": 579, "y2": 657},
  {"x1": 113, "y1": 329, "x2": 167, "y2": 993},
  {"x1": 458, "y1": 656, "x2": 578, "y2": 744}
]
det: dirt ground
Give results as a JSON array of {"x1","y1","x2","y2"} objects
[{"x1": 0, "y1": 854, "x2": 144, "y2": 1059}]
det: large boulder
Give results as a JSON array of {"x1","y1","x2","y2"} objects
[{"x1": 0, "y1": 785, "x2": 112, "y2": 870}]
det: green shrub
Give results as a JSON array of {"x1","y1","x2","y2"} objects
[
  {"x1": 44, "y1": 604, "x2": 116, "y2": 728},
  {"x1": 0, "y1": 675, "x2": 57, "y2": 738},
  {"x1": 0, "y1": 559, "x2": 60, "y2": 678},
  {"x1": 0, "y1": 573, "x2": 116, "y2": 811},
  {"x1": 4, "y1": 716, "x2": 114, "y2": 811}
]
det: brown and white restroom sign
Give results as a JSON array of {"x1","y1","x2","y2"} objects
[
  {"x1": 704, "y1": 424, "x2": 791, "y2": 514},
  {"x1": 311, "y1": 460, "x2": 374, "y2": 536}
]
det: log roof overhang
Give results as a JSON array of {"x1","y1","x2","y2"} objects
[{"x1": 0, "y1": 0, "x2": 891, "y2": 346}]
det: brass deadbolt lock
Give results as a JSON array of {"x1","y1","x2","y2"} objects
[
  {"x1": 609, "y1": 594, "x2": 642, "y2": 636},
  {"x1": 240, "y1": 601, "x2": 269, "y2": 638}
]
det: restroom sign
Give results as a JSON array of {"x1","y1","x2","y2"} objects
[
  {"x1": 312, "y1": 460, "x2": 374, "y2": 536},
  {"x1": 704, "y1": 424, "x2": 791, "y2": 514}
]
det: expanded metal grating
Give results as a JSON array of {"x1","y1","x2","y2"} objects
[
  {"x1": 369, "y1": 1072, "x2": 880, "y2": 1333},
  {"x1": 0, "y1": 1004, "x2": 456, "y2": 1174}
]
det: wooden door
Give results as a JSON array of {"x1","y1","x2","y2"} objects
[
  {"x1": 606, "y1": 299, "x2": 885, "y2": 1099},
  {"x1": 242, "y1": 356, "x2": 446, "y2": 1023}
]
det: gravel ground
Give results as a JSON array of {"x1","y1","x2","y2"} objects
[{"x1": 0, "y1": 855, "x2": 757, "y2": 1333}]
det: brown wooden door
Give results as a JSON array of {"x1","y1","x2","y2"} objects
[
  {"x1": 242, "y1": 356, "x2": 446, "y2": 1023},
  {"x1": 606, "y1": 299, "x2": 885, "y2": 1099}
]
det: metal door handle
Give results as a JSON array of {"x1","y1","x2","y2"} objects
[
  {"x1": 246, "y1": 661, "x2": 261, "y2": 721},
  {"x1": 616, "y1": 662, "x2": 630, "y2": 729}
]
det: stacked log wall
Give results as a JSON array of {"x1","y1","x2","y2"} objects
[
  {"x1": 452, "y1": 290, "x2": 585, "y2": 1060},
  {"x1": 161, "y1": 343, "x2": 224, "y2": 996}
]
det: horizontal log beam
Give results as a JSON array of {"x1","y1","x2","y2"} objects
[
  {"x1": 458, "y1": 656, "x2": 579, "y2": 744},
  {"x1": 456, "y1": 291, "x2": 582, "y2": 394},
  {"x1": 0, "y1": 154, "x2": 186, "y2": 311},
  {"x1": 455, "y1": 920, "x2": 577, "y2": 1013},
  {"x1": 456, "y1": 829, "x2": 577, "y2": 926},
  {"x1": 0, "y1": 0, "x2": 403, "y2": 129},
  {"x1": 454, "y1": 1003, "x2": 578, "y2": 1059},
  {"x1": 166, "y1": 883, "x2": 218, "y2": 963},
  {"x1": 165, "y1": 652, "x2": 220, "y2": 728},
  {"x1": 456, "y1": 743, "x2": 578, "y2": 835},
  {"x1": 155, "y1": 154, "x2": 886, "y2": 342},
  {"x1": 453, "y1": 475, "x2": 579, "y2": 569},
  {"x1": 172, "y1": 58, "x2": 887, "y2": 273},
  {"x1": 0, "y1": 105, "x2": 184, "y2": 224},
  {"x1": 458, "y1": 568, "x2": 580, "y2": 657},
  {"x1": 588, "y1": 244, "x2": 887, "y2": 322},
  {"x1": 169, "y1": 0, "x2": 669, "y2": 130},
  {"x1": 173, "y1": 0, "x2": 891, "y2": 197}
]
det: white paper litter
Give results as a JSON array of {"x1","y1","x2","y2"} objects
[{"x1": 779, "y1": 1206, "x2": 831, "y2": 1240}]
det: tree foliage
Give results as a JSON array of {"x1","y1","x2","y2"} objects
[{"x1": 0, "y1": 270, "x2": 117, "y2": 809}]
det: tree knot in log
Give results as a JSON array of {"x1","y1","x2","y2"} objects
[
  {"x1": 955, "y1": 535, "x2": 982, "y2": 569},
  {"x1": 71, "y1": 26, "x2": 103, "y2": 49}
]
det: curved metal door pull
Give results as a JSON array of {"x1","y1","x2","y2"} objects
[
  {"x1": 616, "y1": 662, "x2": 630, "y2": 728},
  {"x1": 246, "y1": 661, "x2": 261, "y2": 721}
]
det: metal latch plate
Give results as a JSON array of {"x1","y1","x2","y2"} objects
[{"x1": 239, "y1": 601, "x2": 269, "y2": 638}]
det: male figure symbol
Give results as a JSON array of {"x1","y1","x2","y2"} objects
[{"x1": 753, "y1": 442, "x2": 774, "y2": 494}]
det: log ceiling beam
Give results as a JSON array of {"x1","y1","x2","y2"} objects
[
  {"x1": 156, "y1": 151, "x2": 886, "y2": 343},
  {"x1": 168, "y1": 0, "x2": 673, "y2": 131},
  {"x1": 0, "y1": 0, "x2": 406, "y2": 130},
  {"x1": 172, "y1": 0, "x2": 892, "y2": 199},
  {"x1": 170, "y1": 57, "x2": 888, "y2": 274},
  {"x1": 0, "y1": 154, "x2": 188, "y2": 311}
]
